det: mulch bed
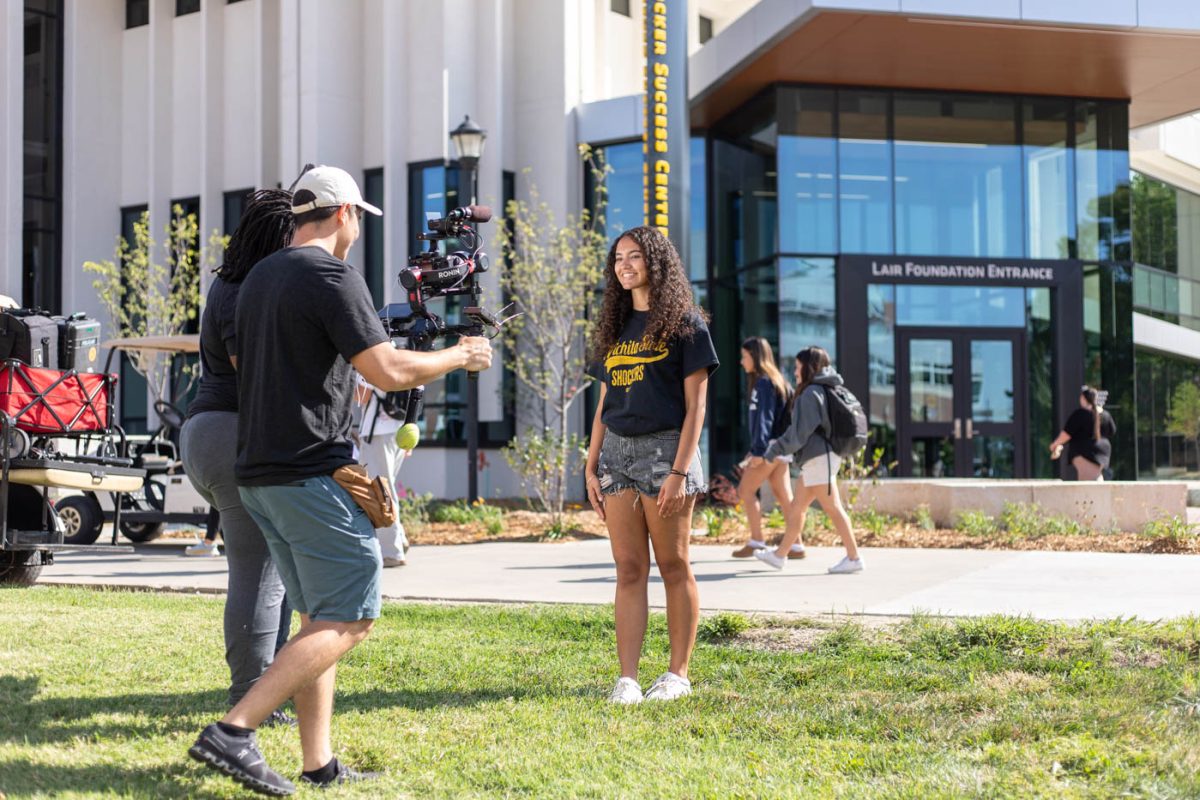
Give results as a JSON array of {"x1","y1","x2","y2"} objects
[{"x1": 165, "y1": 505, "x2": 1199, "y2": 554}]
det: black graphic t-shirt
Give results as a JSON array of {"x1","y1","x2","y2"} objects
[{"x1": 600, "y1": 311, "x2": 719, "y2": 437}]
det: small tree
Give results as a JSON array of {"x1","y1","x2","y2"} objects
[
  {"x1": 84, "y1": 206, "x2": 225, "y2": 406},
  {"x1": 498, "y1": 148, "x2": 610, "y2": 532},
  {"x1": 1166, "y1": 380, "x2": 1200, "y2": 470}
]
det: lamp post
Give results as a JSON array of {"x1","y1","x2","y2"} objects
[{"x1": 449, "y1": 115, "x2": 487, "y2": 503}]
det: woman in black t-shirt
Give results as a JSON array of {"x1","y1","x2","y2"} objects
[
  {"x1": 1049, "y1": 385, "x2": 1116, "y2": 481},
  {"x1": 585, "y1": 226, "x2": 718, "y2": 704},
  {"x1": 180, "y1": 190, "x2": 296, "y2": 715}
]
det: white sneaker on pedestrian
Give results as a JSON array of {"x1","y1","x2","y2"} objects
[
  {"x1": 754, "y1": 549, "x2": 786, "y2": 570},
  {"x1": 608, "y1": 677, "x2": 643, "y2": 705},
  {"x1": 185, "y1": 540, "x2": 221, "y2": 557},
  {"x1": 828, "y1": 556, "x2": 864, "y2": 574},
  {"x1": 644, "y1": 672, "x2": 692, "y2": 701}
]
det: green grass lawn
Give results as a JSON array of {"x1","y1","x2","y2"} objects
[{"x1": 1, "y1": 588, "x2": 1198, "y2": 799}]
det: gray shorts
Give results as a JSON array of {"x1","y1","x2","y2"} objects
[
  {"x1": 597, "y1": 430, "x2": 706, "y2": 498},
  {"x1": 239, "y1": 476, "x2": 382, "y2": 622}
]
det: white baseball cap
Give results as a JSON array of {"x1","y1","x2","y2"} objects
[{"x1": 291, "y1": 165, "x2": 382, "y2": 216}]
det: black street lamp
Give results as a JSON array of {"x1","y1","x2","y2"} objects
[{"x1": 449, "y1": 115, "x2": 487, "y2": 503}]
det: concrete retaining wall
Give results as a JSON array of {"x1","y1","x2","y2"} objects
[{"x1": 849, "y1": 479, "x2": 1190, "y2": 532}]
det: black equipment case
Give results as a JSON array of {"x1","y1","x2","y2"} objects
[
  {"x1": 0, "y1": 310, "x2": 58, "y2": 369},
  {"x1": 57, "y1": 314, "x2": 102, "y2": 372}
]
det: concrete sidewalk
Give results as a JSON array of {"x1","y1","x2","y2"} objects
[{"x1": 38, "y1": 539, "x2": 1200, "y2": 620}]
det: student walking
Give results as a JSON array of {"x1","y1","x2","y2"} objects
[
  {"x1": 732, "y1": 337, "x2": 802, "y2": 560},
  {"x1": 1049, "y1": 385, "x2": 1115, "y2": 481},
  {"x1": 585, "y1": 226, "x2": 718, "y2": 704},
  {"x1": 756, "y1": 347, "x2": 863, "y2": 574}
]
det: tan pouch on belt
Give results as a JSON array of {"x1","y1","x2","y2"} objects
[{"x1": 331, "y1": 464, "x2": 397, "y2": 529}]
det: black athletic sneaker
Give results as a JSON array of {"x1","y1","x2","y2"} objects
[
  {"x1": 188, "y1": 723, "x2": 296, "y2": 797},
  {"x1": 299, "y1": 761, "x2": 382, "y2": 788}
]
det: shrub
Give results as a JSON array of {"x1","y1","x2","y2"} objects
[
  {"x1": 804, "y1": 509, "x2": 832, "y2": 533},
  {"x1": 431, "y1": 499, "x2": 505, "y2": 531},
  {"x1": 912, "y1": 504, "x2": 936, "y2": 531},
  {"x1": 999, "y1": 502, "x2": 1088, "y2": 539},
  {"x1": 1140, "y1": 515, "x2": 1198, "y2": 544},
  {"x1": 956, "y1": 509, "x2": 1000, "y2": 537},
  {"x1": 698, "y1": 505, "x2": 741, "y2": 538},
  {"x1": 698, "y1": 612, "x2": 750, "y2": 642},
  {"x1": 396, "y1": 490, "x2": 433, "y2": 533},
  {"x1": 765, "y1": 508, "x2": 787, "y2": 530},
  {"x1": 852, "y1": 506, "x2": 898, "y2": 537}
]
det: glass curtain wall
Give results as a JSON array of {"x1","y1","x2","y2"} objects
[
  {"x1": 707, "y1": 85, "x2": 1130, "y2": 477},
  {"x1": 1136, "y1": 351, "x2": 1200, "y2": 479},
  {"x1": 1131, "y1": 172, "x2": 1200, "y2": 330}
]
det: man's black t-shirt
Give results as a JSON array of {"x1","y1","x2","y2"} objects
[
  {"x1": 234, "y1": 246, "x2": 389, "y2": 485},
  {"x1": 600, "y1": 311, "x2": 719, "y2": 437},
  {"x1": 187, "y1": 276, "x2": 240, "y2": 418}
]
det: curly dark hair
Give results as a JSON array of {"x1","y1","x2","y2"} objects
[{"x1": 590, "y1": 226, "x2": 707, "y2": 361}]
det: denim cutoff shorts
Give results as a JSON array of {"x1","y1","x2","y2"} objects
[{"x1": 597, "y1": 430, "x2": 706, "y2": 498}]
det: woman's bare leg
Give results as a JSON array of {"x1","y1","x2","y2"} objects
[
  {"x1": 605, "y1": 490, "x2": 651, "y2": 680},
  {"x1": 644, "y1": 494, "x2": 699, "y2": 678}
]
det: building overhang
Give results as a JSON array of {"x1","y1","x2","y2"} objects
[{"x1": 690, "y1": 3, "x2": 1200, "y2": 130}]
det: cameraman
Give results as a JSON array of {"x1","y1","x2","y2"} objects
[{"x1": 189, "y1": 166, "x2": 492, "y2": 794}]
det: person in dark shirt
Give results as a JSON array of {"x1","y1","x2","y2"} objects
[
  {"x1": 188, "y1": 166, "x2": 493, "y2": 795},
  {"x1": 585, "y1": 226, "x2": 718, "y2": 705},
  {"x1": 180, "y1": 189, "x2": 295, "y2": 719},
  {"x1": 732, "y1": 336, "x2": 800, "y2": 560},
  {"x1": 1049, "y1": 385, "x2": 1116, "y2": 481}
]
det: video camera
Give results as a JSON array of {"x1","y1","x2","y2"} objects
[{"x1": 384, "y1": 204, "x2": 502, "y2": 351}]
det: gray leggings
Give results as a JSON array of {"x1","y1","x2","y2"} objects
[{"x1": 181, "y1": 411, "x2": 291, "y2": 706}]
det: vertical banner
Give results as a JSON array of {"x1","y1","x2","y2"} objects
[{"x1": 643, "y1": 0, "x2": 689, "y2": 265}]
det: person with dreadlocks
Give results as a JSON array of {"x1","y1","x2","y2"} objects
[
  {"x1": 585, "y1": 226, "x2": 718, "y2": 704},
  {"x1": 180, "y1": 188, "x2": 297, "y2": 722}
]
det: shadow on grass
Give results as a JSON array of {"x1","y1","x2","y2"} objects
[
  {"x1": 0, "y1": 676, "x2": 227, "y2": 746},
  {"x1": 336, "y1": 683, "x2": 598, "y2": 713},
  {"x1": 0, "y1": 758, "x2": 231, "y2": 799},
  {"x1": 0, "y1": 675, "x2": 596, "y2": 749}
]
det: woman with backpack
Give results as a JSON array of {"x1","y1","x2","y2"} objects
[
  {"x1": 585, "y1": 226, "x2": 719, "y2": 704},
  {"x1": 732, "y1": 337, "x2": 804, "y2": 560},
  {"x1": 756, "y1": 346, "x2": 863, "y2": 574}
]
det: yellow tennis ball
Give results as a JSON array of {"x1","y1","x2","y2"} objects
[{"x1": 395, "y1": 423, "x2": 420, "y2": 451}]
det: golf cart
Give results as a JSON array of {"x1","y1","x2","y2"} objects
[
  {"x1": 0, "y1": 359, "x2": 141, "y2": 586},
  {"x1": 54, "y1": 335, "x2": 210, "y2": 545}
]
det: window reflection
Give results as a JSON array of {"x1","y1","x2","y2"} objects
[
  {"x1": 1024, "y1": 99, "x2": 1072, "y2": 259},
  {"x1": 909, "y1": 339, "x2": 954, "y2": 423},
  {"x1": 896, "y1": 285, "x2": 1025, "y2": 327},
  {"x1": 894, "y1": 93, "x2": 1023, "y2": 258},
  {"x1": 839, "y1": 91, "x2": 892, "y2": 254},
  {"x1": 778, "y1": 89, "x2": 836, "y2": 254},
  {"x1": 778, "y1": 257, "x2": 836, "y2": 363}
]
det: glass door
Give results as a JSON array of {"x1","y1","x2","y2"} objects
[{"x1": 897, "y1": 329, "x2": 1026, "y2": 477}]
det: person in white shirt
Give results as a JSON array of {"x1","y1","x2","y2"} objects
[{"x1": 355, "y1": 375, "x2": 411, "y2": 567}]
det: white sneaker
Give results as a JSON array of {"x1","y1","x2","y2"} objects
[
  {"x1": 754, "y1": 549, "x2": 786, "y2": 570},
  {"x1": 828, "y1": 556, "x2": 864, "y2": 574},
  {"x1": 184, "y1": 541, "x2": 221, "y2": 557},
  {"x1": 608, "y1": 677, "x2": 643, "y2": 705},
  {"x1": 644, "y1": 672, "x2": 692, "y2": 701}
]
